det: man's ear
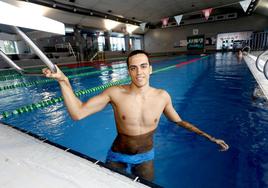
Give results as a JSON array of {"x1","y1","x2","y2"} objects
[{"x1": 149, "y1": 65, "x2": 152, "y2": 75}]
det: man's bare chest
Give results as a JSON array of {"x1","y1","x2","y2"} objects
[{"x1": 111, "y1": 94, "x2": 165, "y2": 120}]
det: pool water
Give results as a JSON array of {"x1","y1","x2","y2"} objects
[{"x1": 0, "y1": 53, "x2": 267, "y2": 188}]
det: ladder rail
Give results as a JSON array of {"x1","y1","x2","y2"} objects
[
  {"x1": 0, "y1": 49, "x2": 24, "y2": 74},
  {"x1": 255, "y1": 49, "x2": 268, "y2": 73},
  {"x1": 12, "y1": 26, "x2": 57, "y2": 73},
  {"x1": 90, "y1": 52, "x2": 99, "y2": 61},
  {"x1": 0, "y1": 50, "x2": 44, "y2": 76},
  {"x1": 0, "y1": 26, "x2": 57, "y2": 76},
  {"x1": 263, "y1": 57, "x2": 268, "y2": 80}
]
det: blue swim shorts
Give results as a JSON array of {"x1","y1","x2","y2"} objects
[{"x1": 106, "y1": 148, "x2": 155, "y2": 165}]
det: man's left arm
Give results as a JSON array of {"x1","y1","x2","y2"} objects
[{"x1": 162, "y1": 90, "x2": 229, "y2": 151}]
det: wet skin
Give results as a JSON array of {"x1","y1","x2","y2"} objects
[
  {"x1": 42, "y1": 52, "x2": 229, "y2": 181},
  {"x1": 107, "y1": 130, "x2": 155, "y2": 181}
]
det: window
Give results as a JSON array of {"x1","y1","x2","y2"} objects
[
  {"x1": 97, "y1": 36, "x2": 105, "y2": 51},
  {"x1": 110, "y1": 37, "x2": 125, "y2": 51},
  {"x1": 0, "y1": 40, "x2": 17, "y2": 54},
  {"x1": 132, "y1": 38, "x2": 142, "y2": 50}
]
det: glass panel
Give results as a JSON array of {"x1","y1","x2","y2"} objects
[
  {"x1": 0, "y1": 40, "x2": 17, "y2": 54},
  {"x1": 110, "y1": 37, "x2": 125, "y2": 51},
  {"x1": 97, "y1": 36, "x2": 105, "y2": 51},
  {"x1": 133, "y1": 38, "x2": 141, "y2": 50}
]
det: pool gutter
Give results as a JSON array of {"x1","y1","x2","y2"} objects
[
  {"x1": 0, "y1": 122, "x2": 161, "y2": 188},
  {"x1": 243, "y1": 53, "x2": 268, "y2": 100}
]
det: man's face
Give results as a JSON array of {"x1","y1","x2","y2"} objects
[{"x1": 128, "y1": 53, "x2": 152, "y2": 88}]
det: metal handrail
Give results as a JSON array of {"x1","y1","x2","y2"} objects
[
  {"x1": 0, "y1": 49, "x2": 24, "y2": 74},
  {"x1": 0, "y1": 50, "x2": 45, "y2": 76},
  {"x1": 242, "y1": 46, "x2": 251, "y2": 55},
  {"x1": 12, "y1": 26, "x2": 57, "y2": 73},
  {"x1": 0, "y1": 26, "x2": 57, "y2": 76},
  {"x1": 264, "y1": 58, "x2": 268, "y2": 80},
  {"x1": 55, "y1": 42, "x2": 76, "y2": 57},
  {"x1": 90, "y1": 52, "x2": 99, "y2": 61},
  {"x1": 255, "y1": 50, "x2": 268, "y2": 72}
]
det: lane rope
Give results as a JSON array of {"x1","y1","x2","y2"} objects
[
  {"x1": 0, "y1": 57, "x2": 188, "y2": 91},
  {"x1": 0, "y1": 56, "x2": 209, "y2": 119},
  {"x1": 0, "y1": 66, "x2": 127, "y2": 91},
  {"x1": 0, "y1": 55, "x2": 186, "y2": 81},
  {"x1": 0, "y1": 65, "x2": 94, "y2": 81}
]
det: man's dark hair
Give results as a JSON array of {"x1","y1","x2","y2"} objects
[{"x1": 126, "y1": 50, "x2": 151, "y2": 67}]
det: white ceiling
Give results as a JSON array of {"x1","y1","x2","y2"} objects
[
  {"x1": 0, "y1": 0, "x2": 259, "y2": 34},
  {"x1": 54, "y1": 0, "x2": 242, "y2": 23}
]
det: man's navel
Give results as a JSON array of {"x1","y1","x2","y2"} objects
[{"x1": 122, "y1": 115, "x2": 126, "y2": 120}]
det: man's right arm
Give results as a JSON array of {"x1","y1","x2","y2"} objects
[
  {"x1": 43, "y1": 66, "x2": 111, "y2": 120},
  {"x1": 162, "y1": 90, "x2": 229, "y2": 151}
]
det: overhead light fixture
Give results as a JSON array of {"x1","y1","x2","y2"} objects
[
  {"x1": 65, "y1": 26, "x2": 74, "y2": 33},
  {"x1": 126, "y1": 24, "x2": 138, "y2": 34},
  {"x1": 0, "y1": 1, "x2": 65, "y2": 35},
  {"x1": 104, "y1": 19, "x2": 120, "y2": 30}
]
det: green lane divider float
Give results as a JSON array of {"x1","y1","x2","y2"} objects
[
  {"x1": 0, "y1": 66, "x2": 71, "y2": 77},
  {"x1": 0, "y1": 65, "x2": 94, "y2": 81},
  {"x1": 0, "y1": 57, "x2": 187, "y2": 91},
  {"x1": 0, "y1": 69, "x2": 21, "y2": 76},
  {"x1": 0, "y1": 66, "x2": 127, "y2": 91},
  {"x1": 0, "y1": 56, "x2": 209, "y2": 119},
  {"x1": 0, "y1": 55, "x2": 186, "y2": 81},
  {"x1": 0, "y1": 78, "x2": 131, "y2": 119}
]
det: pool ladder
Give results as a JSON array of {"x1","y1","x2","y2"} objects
[
  {"x1": 255, "y1": 49, "x2": 268, "y2": 80},
  {"x1": 0, "y1": 26, "x2": 57, "y2": 76},
  {"x1": 242, "y1": 46, "x2": 268, "y2": 80}
]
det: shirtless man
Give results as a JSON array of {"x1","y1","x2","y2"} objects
[{"x1": 43, "y1": 50, "x2": 229, "y2": 181}]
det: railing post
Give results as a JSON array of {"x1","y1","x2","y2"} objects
[
  {"x1": 256, "y1": 50, "x2": 266, "y2": 72},
  {"x1": 0, "y1": 26, "x2": 58, "y2": 75},
  {"x1": 264, "y1": 58, "x2": 268, "y2": 79},
  {"x1": 12, "y1": 26, "x2": 57, "y2": 73},
  {"x1": 242, "y1": 46, "x2": 251, "y2": 55},
  {"x1": 0, "y1": 50, "x2": 24, "y2": 73}
]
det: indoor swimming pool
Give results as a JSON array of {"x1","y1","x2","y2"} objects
[{"x1": 0, "y1": 53, "x2": 267, "y2": 188}]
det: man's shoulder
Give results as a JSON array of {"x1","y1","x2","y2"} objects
[
  {"x1": 152, "y1": 88, "x2": 170, "y2": 100},
  {"x1": 104, "y1": 84, "x2": 129, "y2": 93},
  {"x1": 151, "y1": 87, "x2": 170, "y2": 97}
]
